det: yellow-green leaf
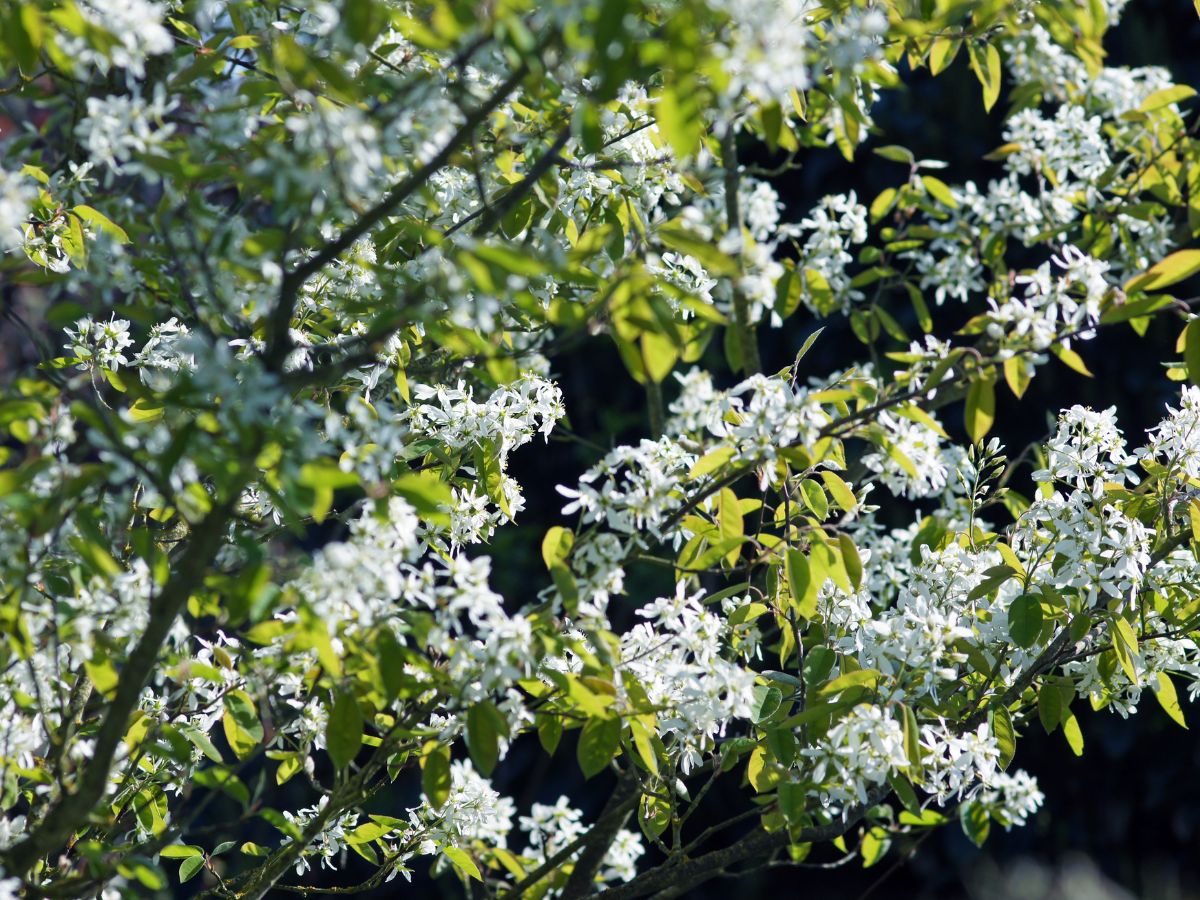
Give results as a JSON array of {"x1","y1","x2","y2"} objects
[
  {"x1": 578, "y1": 715, "x2": 621, "y2": 778},
  {"x1": 1154, "y1": 672, "x2": 1188, "y2": 729},
  {"x1": 820, "y1": 470, "x2": 858, "y2": 513},
  {"x1": 964, "y1": 374, "x2": 996, "y2": 442},
  {"x1": 442, "y1": 847, "x2": 481, "y2": 881},
  {"x1": 1125, "y1": 249, "x2": 1200, "y2": 293},
  {"x1": 541, "y1": 526, "x2": 574, "y2": 570},
  {"x1": 1062, "y1": 710, "x2": 1084, "y2": 756},
  {"x1": 1112, "y1": 616, "x2": 1139, "y2": 682},
  {"x1": 73, "y1": 205, "x2": 129, "y2": 243},
  {"x1": 1185, "y1": 319, "x2": 1200, "y2": 387},
  {"x1": 968, "y1": 42, "x2": 1002, "y2": 112},
  {"x1": 785, "y1": 548, "x2": 817, "y2": 619},
  {"x1": 222, "y1": 690, "x2": 263, "y2": 760}
]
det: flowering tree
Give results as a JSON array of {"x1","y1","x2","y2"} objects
[{"x1": 1, "y1": 0, "x2": 1200, "y2": 896}]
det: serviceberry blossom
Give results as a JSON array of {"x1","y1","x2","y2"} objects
[
  {"x1": 1034, "y1": 405, "x2": 1136, "y2": 490},
  {"x1": 796, "y1": 192, "x2": 870, "y2": 314},
  {"x1": 619, "y1": 584, "x2": 758, "y2": 773},
  {"x1": 64, "y1": 316, "x2": 135, "y2": 370},
  {"x1": 711, "y1": 0, "x2": 811, "y2": 106},
  {"x1": 78, "y1": 89, "x2": 178, "y2": 176},
  {"x1": 862, "y1": 411, "x2": 949, "y2": 499},
  {"x1": 0, "y1": 167, "x2": 35, "y2": 253},
  {"x1": 7, "y1": 1, "x2": 1200, "y2": 895},
  {"x1": 1146, "y1": 385, "x2": 1200, "y2": 481},
  {"x1": 802, "y1": 703, "x2": 909, "y2": 806},
  {"x1": 69, "y1": 0, "x2": 174, "y2": 77},
  {"x1": 988, "y1": 246, "x2": 1111, "y2": 350}
]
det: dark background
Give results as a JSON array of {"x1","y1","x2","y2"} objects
[{"x1": 174, "y1": 2, "x2": 1200, "y2": 896}]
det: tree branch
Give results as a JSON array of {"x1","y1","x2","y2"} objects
[
  {"x1": 559, "y1": 768, "x2": 641, "y2": 898},
  {"x1": 599, "y1": 796, "x2": 877, "y2": 900},
  {"x1": 720, "y1": 126, "x2": 761, "y2": 377},
  {"x1": 2, "y1": 493, "x2": 246, "y2": 876},
  {"x1": 264, "y1": 60, "x2": 532, "y2": 370}
]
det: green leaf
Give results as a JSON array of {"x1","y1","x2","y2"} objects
[
  {"x1": 718, "y1": 487, "x2": 744, "y2": 547},
  {"x1": 752, "y1": 684, "x2": 783, "y2": 723},
  {"x1": 1051, "y1": 345, "x2": 1093, "y2": 377},
  {"x1": 838, "y1": 533, "x2": 862, "y2": 591},
  {"x1": 1125, "y1": 249, "x2": 1200, "y2": 293},
  {"x1": 794, "y1": 326, "x2": 825, "y2": 364},
  {"x1": 785, "y1": 548, "x2": 817, "y2": 619},
  {"x1": 275, "y1": 753, "x2": 302, "y2": 786},
  {"x1": 816, "y1": 669, "x2": 880, "y2": 697},
  {"x1": 900, "y1": 808, "x2": 948, "y2": 827},
  {"x1": 422, "y1": 744, "x2": 452, "y2": 808},
  {"x1": 326, "y1": 688, "x2": 364, "y2": 771},
  {"x1": 1007, "y1": 594, "x2": 1043, "y2": 649},
  {"x1": 1185, "y1": 320, "x2": 1200, "y2": 387},
  {"x1": 640, "y1": 329, "x2": 678, "y2": 384},
  {"x1": 964, "y1": 373, "x2": 996, "y2": 442},
  {"x1": 550, "y1": 564, "x2": 579, "y2": 613},
  {"x1": 1136, "y1": 84, "x2": 1196, "y2": 112},
  {"x1": 538, "y1": 715, "x2": 563, "y2": 755},
  {"x1": 1062, "y1": 711, "x2": 1084, "y2": 756},
  {"x1": 873, "y1": 145, "x2": 915, "y2": 165},
  {"x1": 442, "y1": 846, "x2": 481, "y2": 881},
  {"x1": 860, "y1": 827, "x2": 890, "y2": 868},
  {"x1": 73, "y1": 205, "x2": 129, "y2": 243},
  {"x1": 901, "y1": 703, "x2": 921, "y2": 769},
  {"x1": 799, "y1": 478, "x2": 828, "y2": 519},
  {"x1": 160, "y1": 845, "x2": 203, "y2": 859},
  {"x1": 392, "y1": 471, "x2": 453, "y2": 525},
  {"x1": 961, "y1": 801, "x2": 991, "y2": 847},
  {"x1": 222, "y1": 690, "x2": 263, "y2": 760},
  {"x1": 466, "y1": 701, "x2": 505, "y2": 777},
  {"x1": 928, "y1": 37, "x2": 959, "y2": 76},
  {"x1": 656, "y1": 85, "x2": 702, "y2": 160},
  {"x1": 870, "y1": 187, "x2": 898, "y2": 222},
  {"x1": 541, "y1": 526, "x2": 574, "y2": 570},
  {"x1": 1154, "y1": 672, "x2": 1188, "y2": 729},
  {"x1": 968, "y1": 42, "x2": 1002, "y2": 112},
  {"x1": 688, "y1": 446, "x2": 735, "y2": 480},
  {"x1": 778, "y1": 780, "x2": 806, "y2": 824},
  {"x1": 1112, "y1": 615, "x2": 1139, "y2": 682},
  {"x1": 640, "y1": 792, "x2": 671, "y2": 840},
  {"x1": 179, "y1": 856, "x2": 205, "y2": 884},
  {"x1": 992, "y1": 705, "x2": 1016, "y2": 770},
  {"x1": 629, "y1": 718, "x2": 660, "y2": 776},
  {"x1": 1037, "y1": 682, "x2": 1062, "y2": 733},
  {"x1": 921, "y1": 175, "x2": 958, "y2": 208},
  {"x1": 475, "y1": 441, "x2": 511, "y2": 517},
  {"x1": 577, "y1": 715, "x2": 621, "y2": 778},
  {"x1": 820, "y1": 471, "x2": 858, "y2": 513},
  {"x1": 298, "y1": 460, "x2": 358, "y2": 524},
  {"x1": 888, "y1": 773, "x2": 920, "y2": 814},
  {"x1": 128, "y1": 399, "x2": 165, "y2": 422},
  {"x1": 1003, "y1": 357, "x2": 1031, "y2": 398}
]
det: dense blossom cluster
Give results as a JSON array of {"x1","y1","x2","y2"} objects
[{"x1": 2, "y1": 0, "x2": 1199, "y2": 896}]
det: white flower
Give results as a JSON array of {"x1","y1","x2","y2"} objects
[
  {"x1": 1004, "y1": 105, "x2": 1111, "y2": 184},
  {"x1": 0, "y1": 167, "x2": 36, "y2": 253},
  {"x1": 802, "y1": 703, "x2": 909, "y2": 805},
  {"x1": 1146, "y1": 385, "x2": 1200, "y2": 481},
  {"x1": 711, "y1": 0, "x2": 812, "y2": 106},
  {"x1": 79, "y1": 88, "x2": 178, "y2": 175},
  {"x1": 862, "y1": 411, "x2": 948, "y2": 499},
  {"x1": 65, "y1": 316, "x2": 135, "y2": 370},
  {"x1": 71, "y1": 0, "x2": 173, "y2": 77}
]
